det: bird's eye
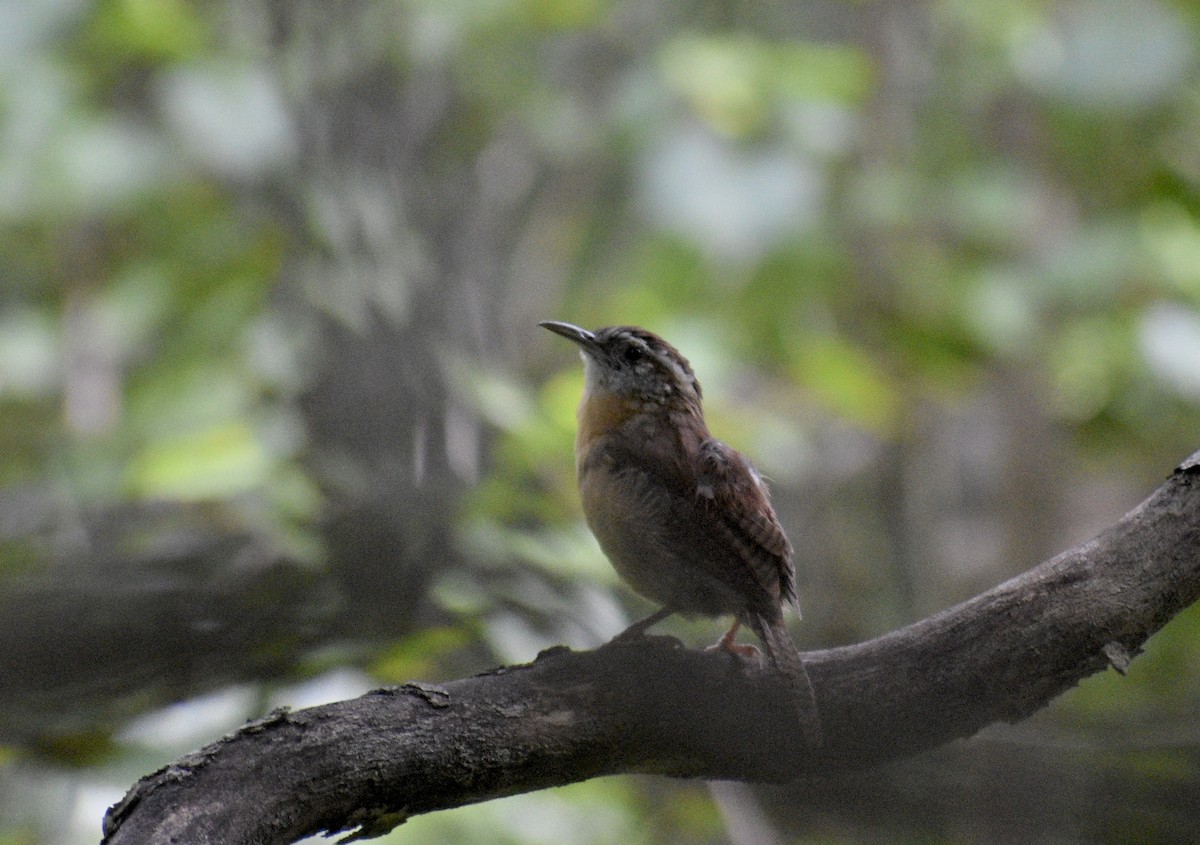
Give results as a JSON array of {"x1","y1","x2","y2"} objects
[{"x1": 623, "y1": 345, "x2": 645, "y2": 364}]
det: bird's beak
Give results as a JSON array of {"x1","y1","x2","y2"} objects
[{"x1": 539, "y1": 320, "x2": 599, "y2": 353}]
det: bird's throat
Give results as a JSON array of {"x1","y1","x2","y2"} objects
[{"x1": 576, "y1": 391, "x2": 642, "y2": 458}]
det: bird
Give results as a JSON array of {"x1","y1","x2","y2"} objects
[{"x1": 540, "y1": 320, "x2": 822, "y2": 746}]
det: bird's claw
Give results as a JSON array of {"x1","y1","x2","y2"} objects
[{"x1": 706, "y1": 639, "x2": 762, "y2": 661}]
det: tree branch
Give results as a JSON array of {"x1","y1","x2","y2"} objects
[{"x1": 103, "y1": 451, "x2": 1200, "y2": 845}]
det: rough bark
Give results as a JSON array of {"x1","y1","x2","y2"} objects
[{"x1": 103, "y1": 451, "x2": 1200, "y2": 845}]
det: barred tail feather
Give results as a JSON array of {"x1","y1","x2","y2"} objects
[{"x1": 754, "y1": 614, "x2": 823, "y2": 748}]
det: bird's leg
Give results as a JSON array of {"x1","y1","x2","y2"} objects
[
  {"x1": 708, "y1": 619, "x2": 761, "y2": 660},
  {"x1": 612, "y1": 607, "x2": 673, "y2": 643}
]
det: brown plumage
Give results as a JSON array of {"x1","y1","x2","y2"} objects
[{"x1": 541, "y1": 321, "x2": 821, "y2": 746}]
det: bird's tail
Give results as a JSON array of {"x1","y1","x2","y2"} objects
[{"x1": 754, "y1": 613, "x2": 823, "y2": 748}]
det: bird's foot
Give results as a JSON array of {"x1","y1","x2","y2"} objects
[
  {"x1": 707, "y1": 640, "x2": 761, "y2": 660},
  {"x1": 707, "y1": 621, "x2": 762, "y2": 662},
  {"x1": 610, "y1": 608, "x2": 673, "y2": 645}
]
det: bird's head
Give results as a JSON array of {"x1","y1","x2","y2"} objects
[{"x1": 540, "y1": 321, "x2": 703, "y2": 412}]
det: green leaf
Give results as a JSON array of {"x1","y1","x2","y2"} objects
[
  {"x1": 789, "y1": 334, "x2": 900, "y2": 432},
  {"x1": 125, "y1": 422, "x2": 271, "y2": 500}
]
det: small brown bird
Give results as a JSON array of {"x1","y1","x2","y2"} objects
[{"x1": 541, "y1": 320, "x2": 821, "y2": 745}]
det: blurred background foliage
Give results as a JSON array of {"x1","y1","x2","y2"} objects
[{"x1": 1, "y1": 0, "x2": 1199, "y2": 842}]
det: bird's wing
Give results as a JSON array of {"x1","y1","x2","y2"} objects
[
  {"x1": 578, "y1": 425, "x2": 798, "y2": 616},
  {"x1": 693, "y1": 438, "x2": 798, "y2": 613}
]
